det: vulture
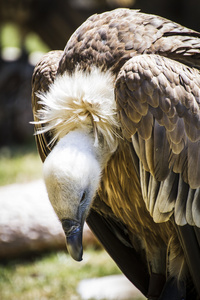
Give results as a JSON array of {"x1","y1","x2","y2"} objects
[{"x1": 31, "y1": 8, "x2": 200, "y2": 300}]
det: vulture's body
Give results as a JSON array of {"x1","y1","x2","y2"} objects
[{"x1": 32, "y1": 9, "x2": 200, "y2": 299}]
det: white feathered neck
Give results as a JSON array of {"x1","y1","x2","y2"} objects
[{"x1": 35, "y1": 67, "x2": 119, "y2": 153}]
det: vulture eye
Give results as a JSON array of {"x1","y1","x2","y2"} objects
[{"x1": 80, "y1": 191, "x2": 86, "y2": 204}]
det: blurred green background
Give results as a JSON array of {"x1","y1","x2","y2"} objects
[{"x1": 0, "y1": 0, "x2": 199, "y2": 299}]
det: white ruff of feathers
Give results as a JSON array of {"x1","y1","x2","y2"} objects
[{"x1": 34, "y1": 67, "x2": 119, "y2": 153}]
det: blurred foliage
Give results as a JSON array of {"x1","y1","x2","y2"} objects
[
  {"x1": 1, "y1": 23, "x2": 50, "y2": 54},
  {"x1": 25, "y1": 32, "x2": 50, "y2": 54},
  {"x1": 0, "y1": 249, "x2": 122, "y2": 300},
  {"x1": 1, "y1": 23, "x2": 20, "y2": 49},
  {"x1": 0, "y1": 23, "x2": 49, "y2": 147}
]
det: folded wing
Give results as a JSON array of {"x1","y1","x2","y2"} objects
[{"x1": 115, "y1": 53, "x2": 200, "y2": 227}]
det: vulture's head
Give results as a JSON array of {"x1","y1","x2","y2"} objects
[
  {"x1": 43, "y1": 130, "x2": 101, "y2": 261},
  {"x1": 37, "y1": 68, "x2": 119, "y2": 261}
]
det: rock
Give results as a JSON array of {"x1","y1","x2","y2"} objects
[
  {"x1": 77, "y1": 274, "x2": 146, "y2": 300},
  {"x1": 0, "y1": 179, "x2": 98, "y2": 259}
]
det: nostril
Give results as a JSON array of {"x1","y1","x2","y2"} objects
[{"x1": 80, "y1": 191, "x2": 86, "y2": 203}]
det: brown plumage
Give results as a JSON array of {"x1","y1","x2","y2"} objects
[{"x1": 32, "y1": 9, "x2": 200, "y2": 299}]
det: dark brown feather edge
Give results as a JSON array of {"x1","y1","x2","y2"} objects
[{"x1": 31, "y1": 50, "x2": 63, "y2": 162}]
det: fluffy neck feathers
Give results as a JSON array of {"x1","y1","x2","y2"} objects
[{"x1": 35, "y1": 67, "x2": 119, "y2": 153}]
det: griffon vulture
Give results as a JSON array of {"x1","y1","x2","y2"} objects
[{"x1": 31, "y1": 9, "x2": 200, "y2": 299}]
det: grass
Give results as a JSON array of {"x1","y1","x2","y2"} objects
[
  {"x1": 0, "y1": 143, "x2": 42, "y2": 186},
  {"x1": 0, "y1": 250, "x2": 122, "y2": 300}
]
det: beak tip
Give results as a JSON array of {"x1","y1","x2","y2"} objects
[
  {"x1": 66, "y1": 238, "x2": 83, "y2": 262},
  {"x1": 62, "y1": 219, "x2": 83, "y2": 262}
]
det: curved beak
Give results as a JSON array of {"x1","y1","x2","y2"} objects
[{"x1": 61, "y1": 219, "x2": 83, "y2": 261}]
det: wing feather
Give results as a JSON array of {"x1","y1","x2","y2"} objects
[
  {"x1": 147, "y1": 172, "x2": 160, "y2": 216},
  {"x1": 115, "y1": 53, "x2": 200, "y2": 227},
  {"x1": 137, "y1": 111, "x2": 153, "y2": 140},
  {"x1": 174, "y1": 176, "x2": 188, "y2": 226},
  {"x1": 192, "y1": 188, "x2": 200, "y2": 227},
  {"x1": 153, "y1": 121, "x2": 170, "y2": 181}
]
